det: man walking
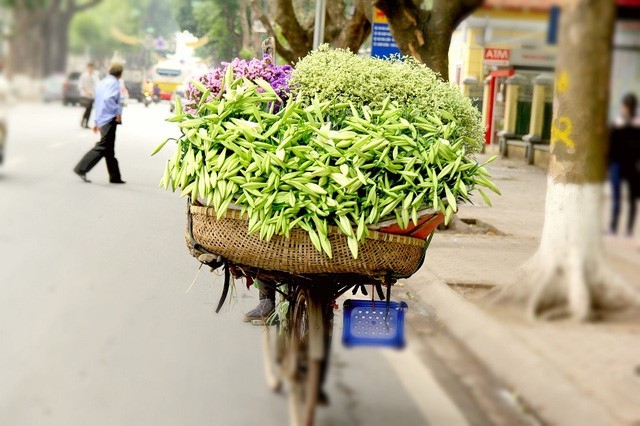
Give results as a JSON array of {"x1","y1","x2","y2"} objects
[
  {"x1": 73, "y1": 62, "x2": 126, "y2": 184},
  {"x1": 78, "y1": 62, "x2": 98, "y2": 128}
]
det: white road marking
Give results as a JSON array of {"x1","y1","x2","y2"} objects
[{"x1": 382, "y1": 348, "x2": 469, "y2": 426}]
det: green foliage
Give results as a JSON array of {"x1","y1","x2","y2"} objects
[
  {"x1": 173, "y1": 0, "x2": 198, "y2": 34},
  {"x1": 141, "y1": 0, "x2": 177, "y2": 39},
  {"x1": 1, "y1": 0, "x2": 46, "y2": 8},
  {"x1": 194, "y1": 0, "x2": 239, "y2": 62},
  {"x1": 69, "y1": 0, "x2": 178, "y2": 62},
  {"x1": 70, "y1": 13, "x2": 109, "y2": 56},
  {"x1": 238, "y1": 46, "x2": 257, "y2": 60},
  {"x1": 289, "y1": 46, "x2": 485, "y2": 152},
  {"x1": 155, "y1": 75, "x2": 498, "y2": 259}
]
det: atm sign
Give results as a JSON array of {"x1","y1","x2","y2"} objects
[{"x1": 483, "y1": 48, "x2": 511, "y2": 65}]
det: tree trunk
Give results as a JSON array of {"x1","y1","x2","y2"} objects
[
  {"x1": 250, "y1": 0, "x2": 296, "y2": 62},
  {"x1": 498, "y1": 0, "x2": 640, "y2": 321},
  {"x1": 324, "y1": 0, "x2": 347, "y2": 41},
  {"x1": 374, "y1": 0, "x2": 482, "y2": 80},
  {"x1": 239, "y1": 0, "x2": 253, "y2": 53},
  {"x1": 7, "y1": 3, "x2": 46, "y2": 78},
  {"x1": 222, "y1": 2, "x2": 242, "y2": 55},
  {"x1": 7, "y1": 0, "x2": 101, "y2": 78},
  {"x1": 8, "y1": 28, "x2": 44, "y2": 78},
  {"x1": 250, "y1": 0, "x2": 371, "y2": 63},
  {"x1": 333, "y1": 0, "x2": 372, "y2": 52},
  {"x1": 274, "y1": 0, "x2": 312, "y2": 61},
  {"x1": 43, "y1": 11, "x2": 73, "y2": 75}
]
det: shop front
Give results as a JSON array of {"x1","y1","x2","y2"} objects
[{"x1": 482, "y1": 47, "x2": 556, "y2": 146}]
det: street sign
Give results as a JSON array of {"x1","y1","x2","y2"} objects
[
  {"x1": 618, "y1": 0, "x2": 640, "y2": 19},
  {"x1": 483, "y1": 48, "x2": 511, "y2": 66},
  {"x1": 371, "y1": 8, "x2": 401, "y2": 58},
  {"x1": 548, "y1": 6, "x2": 560, "y2": 44}
]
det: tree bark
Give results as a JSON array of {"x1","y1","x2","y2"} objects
[
  {"x1": 223, "y1": 1, "x2": 243, "y2": 54},
  {"x1": 550, "y1": 2, "x2": 611, "y2": 183},
  {"x1": 7, "y1": 1, "x2": 46, "y2": 78},
  {"x1": 250, "y1": 0, "x2": 296, "y2": 62},
  {"x1": 43, "y1": 11, "x2": 73, "y2": 76},
  {"x1": 497, "y1": 0, "x2": 640, "y2": 321},
  {"x1": 333, "y1": 0, "x2": 372, "y2": 52},
  {"x1": 239, "y1": 0, "x2": 253, "y2": 53},
  {"x1": 374, "y1": 0, "x2": 482, "y2": 80},
  {"x1": 7, "y1": 0, "x2": 101, "y2": 78},
  {"x1": 273, "y1": 0, "x2": 312, "y2": 61},
  {"x1": 324, "y1": 0, "x2": 346, "y2": 41},
  {"x1": 250, "y1": 0, "x2": 372, "y2": 63}
]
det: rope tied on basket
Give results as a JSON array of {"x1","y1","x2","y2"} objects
[
  {"x1": 215, "y1": 265, "x2": 231, "y2": 314},
  {"x1": 187, "y1": 198, "x2": 232, "y2": 314}
]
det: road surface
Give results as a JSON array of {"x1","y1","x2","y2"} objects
[{"x1": 0, "y1": 102, "x2": 521, "y2": 426}]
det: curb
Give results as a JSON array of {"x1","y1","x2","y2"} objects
[{"x1": 406, "y1": 269, "x2": 620, "y2": 426}]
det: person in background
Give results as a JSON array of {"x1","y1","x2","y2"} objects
[
  {"x1": 73, "y1": 62, "x2": 126, "y2": 184},
  {"x1": 78, "y1": 62, "x2": 98, "y2": 128},
  {"x1": 143, "y1": 79, "x2": 153, "y2": 95},
  {"x1": 153, "y1": 83, "x2": 161, "y2": 100},
  {"x1": 609, "y1": 92, "x2": 640, "y2": 237}
]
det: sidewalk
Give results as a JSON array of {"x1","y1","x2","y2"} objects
[{"x1": 406, "y1": 155, "x2": 640, "y2": 425}]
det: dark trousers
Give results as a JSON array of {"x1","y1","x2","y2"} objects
[
  {"x1": 74, "y1": 120, "x2": 122, "y2": 182},
  {"x1": 610, "y1": 163, "x2": 622, "y2": 233},
  {"x1": 629, "y1": 178, "x2": 639, "y2": 235},
  {"x1": 81, "y1": 98, "x2": 93, "y2": 126},
  {"x1": 610, "y1": 162, "x2": 638, "y2": 235}
]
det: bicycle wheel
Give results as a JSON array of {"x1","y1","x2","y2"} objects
[
  {"x1": 318, "y1": 302, "x2": 334, "y2": 405},
  {"x1": 262, "y1": 290, "x2": 287, "y2": 392},
  {"x1": 287, "y1": 288, "x2": 325, "y2": 426}
]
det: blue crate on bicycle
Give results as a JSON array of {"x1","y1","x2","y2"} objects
[{"x1": 342, "y1": 299, "x2": 408, "y2": 349}]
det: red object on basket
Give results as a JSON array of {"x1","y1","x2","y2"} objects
[{"x1": 378, "y1": 212, "x2": 446, "y2": 240}]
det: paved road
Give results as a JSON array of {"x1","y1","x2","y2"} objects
[{"x1": 0, "y1": 102, "x2": 486, "y2": 426}]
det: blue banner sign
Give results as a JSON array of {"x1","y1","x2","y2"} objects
[{"x1": 371, "y1": 8, "x2": 401, "y2": 58}]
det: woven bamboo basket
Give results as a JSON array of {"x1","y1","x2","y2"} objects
[{"x1": 186, "y1": 205, "x2": 434, "y2": 278}]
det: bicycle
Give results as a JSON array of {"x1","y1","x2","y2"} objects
[
  {"x1": 186, "y1": 202, "x2": 443, "y2": 426},
  {"x1": 258, "y1": 273, "x2": 377, "y2": 426}
]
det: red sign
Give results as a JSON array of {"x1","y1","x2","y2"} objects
[
  {"x1": 373, "y1": 8, "x2": 388, "y2": 23},
  {"x1": 483, "y1": 48, "x2": 511, "y2": 65},
  {"x1": 618, "y1": 0, "x2": 640, "y2": 6}
]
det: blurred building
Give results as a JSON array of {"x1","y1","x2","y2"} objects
[
  {"x1": 449, "y1": 0, "x2": 559, "y2": 150},
  {"x1": 450, "y1": 0, "x2": 557, "y2": 85},
  {"x1": 450, "y1": 0, "x2": 640, "y2": 166},
  {"x1": 613, "y1": 3, "x2": 640, "y2": 122}
]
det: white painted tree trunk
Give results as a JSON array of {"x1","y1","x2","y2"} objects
[
  {"x1": 510, "y1": 177, "x2": 640, "y2": 321},
  {"x1": 495, "y1": 0, "x2": 640, "y2": 321}
]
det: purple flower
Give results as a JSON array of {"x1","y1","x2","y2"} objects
[{"x1": 183, "y1": 55, "x2": 292, "y2": 114}]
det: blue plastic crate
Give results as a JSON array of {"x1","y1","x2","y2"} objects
[{"x1": 342, "y1": 299, "x2": 408, "y2": 349}]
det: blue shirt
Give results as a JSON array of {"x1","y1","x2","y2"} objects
[{"x1": 93, "y1": 75, "x2": 122, "y2": 127}]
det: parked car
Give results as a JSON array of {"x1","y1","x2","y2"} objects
[
  {"x1": 123, "y1": 69, "x2": 144, "y2": 103},
  {"x1": 124, "y1": 79, "x2": 144, "y2": 103},
  {"x1": 62, "y1": 71, "x2": 81, "y2": 106},
  {"x1": 169, "y1": 84, "x2": 187, "y2": 113},
  {"x1": 42, "y1": 73, "x2": 65, "y2": 103}
]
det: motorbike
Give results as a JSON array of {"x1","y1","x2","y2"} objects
[{"x1": 143, "y1": 91, "x2": 161, "y2": 107}]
